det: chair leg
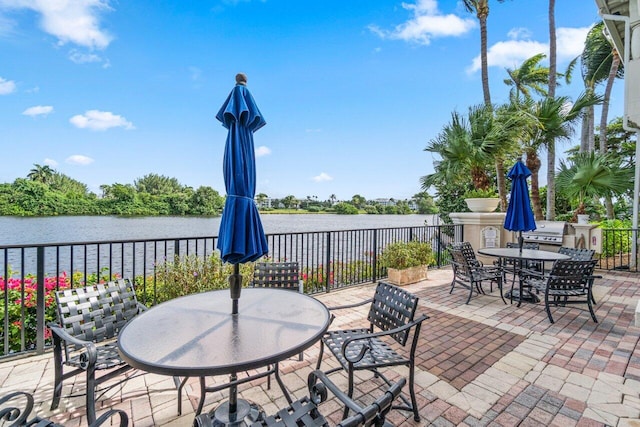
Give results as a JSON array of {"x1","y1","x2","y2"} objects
[
  {"x1": 50, "y1": 341, "x2": 63, "y2": 411},
  {"x1": 497, "y1": 276, "x2": 506, "y2": 304},
  {"x1": 465, "y1": 281, "x2": 473, "y2": 304},
  {"x1": 409, "y1": 362, "x2": 420, "y2": 422},
  {"x1": 545, "y1": 295, "x2": 555, "y2": 324},
  {"x1": 449, "y1": 277, "x2": 456, "y2": 295},
  {"x1": 86, "y1": 367, "x2": 97, "y2": 425},
  {"x1": 587, "y1": 297, "x2": 598, "y2": 323},
  {"x1": 343, "y1": 367, "x2": 355, "y2": 420},
  {"x1": 316, "y1": 341, "x2": 325, "y2": 370}
]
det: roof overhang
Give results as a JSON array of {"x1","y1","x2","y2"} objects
[{"x1": 594, "y1": 0, "x2": 633, "y2": 61}]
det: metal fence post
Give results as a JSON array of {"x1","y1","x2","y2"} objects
[
  {"x1": 372, "y1": 229, "x2": 378, "y2": 283},
  {"x1": 36, "y1": 246, "x2": 45, "y2": 354},
  {"x1": 325, "y1": 232, "x2": 331, "y2": 293}
]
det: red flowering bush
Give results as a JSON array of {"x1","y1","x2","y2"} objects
[{"x1": 0, "y1": 272, "x2": 71, "y2": 353}]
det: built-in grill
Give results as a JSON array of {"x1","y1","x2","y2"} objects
[{"x1": 522, "y1": 221, "x2": 570, "y2": 246}]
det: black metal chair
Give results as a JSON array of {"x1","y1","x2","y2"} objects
[
  {"x1": 520, "y1": 259, "x2": 599, "y2": 323},
  {"x1": 558, "y1": 247, "x2": 595, "y2": 261},
  {"x1": 194, "y1": 370, "x2": 405, "y2": 427},
  {"x1": 48, "y1": 279, "x2": 146, "y2": 425},
  {"x1": 448, "y1": 243, "x2": 505, "y2": 304},
  {"x1": 0, "y1": 391, "x2": 128, "y2": 426},
  {"x1": 251, "y1": 262, "x2": 303, "y2": 293},
  {"x1": 316, "y1": 281, "x2": 428, "y2": 422}
]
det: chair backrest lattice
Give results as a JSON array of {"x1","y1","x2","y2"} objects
[
  {"x1": 558, "y1": 247, "x2": 595, "y2": 261},
  {"x1": 54, "y1": 278, "x2": 140, "y2": 347},
  {"x1": 547, "y1": 259, "x2": 597, "y2": 291},
  {"x1": 506, "y1": 242, "x2": 540, "y2": 250},
  {"x1": 252, "y1": 262, "x2": 301, "y2": 291},
  {"x1": 367, "y1": 281, "x2": 419, "y2": 346},
  {"x1": 448, "y1": 245, "x2": 476, "y2": 280}
]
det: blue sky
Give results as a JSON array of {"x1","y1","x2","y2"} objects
[{"x1": 0, "y1": 0, "x2": 621, "y2": 201}]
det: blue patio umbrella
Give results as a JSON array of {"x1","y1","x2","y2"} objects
[
  {"x1": 216, "y1": 74, "x2": 268, "y2": 314},
  {"x1": 504, "y1": 158, "x2": 537, "y2": 253}
]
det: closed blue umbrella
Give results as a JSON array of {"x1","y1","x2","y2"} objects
[
  {"x1": 216, "y1": 74, "x2": 268, "y2": 314},
  {"x1": 504, "y1": 158, "x2": 536, "y2": 252}
]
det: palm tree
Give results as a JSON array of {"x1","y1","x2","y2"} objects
[
  {"x1": 545, "y1": 0, "x2": 558, "y2": 220},
  {"x1": 556, "y1": 152, "x2": 633, "y2": 221},
  {"x1": 520, "y1": 92, "x2": 602, "y2": 219},
  {"x1": 504, "y1": 53, "x2": 550, "y2": 101},
  {"x1": 27, "y1": 164, "x2": 55, "y2": 184}
]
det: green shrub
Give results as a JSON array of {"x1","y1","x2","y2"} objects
[{"x1": 379, "y1": 240, "x2": 434, "y2": 270}]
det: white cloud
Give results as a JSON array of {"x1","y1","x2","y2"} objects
[
  {"x1": 0, "y1": 76, "x2": 16, "y2": 94},
  {"x1": 68, "y1": 49, "x2": 102, "y2": 64},
  {"x1": 557, "y1": 26, "x2": 591, "y2": 60},
  {"x1": 44, "y1": 158, "x2": 58, "y2": 167},
  {"x1": 467, "y1": 39, "x2": 547, "y2": 73},
  {"x1": 69, "y1": 110, "x2": 134, "y2": 131},
  {"x1": 255, "y1": 146, "x2": 271, "y2": 157},
  {"x1": 467, "y1": 26, "x2": 591, "y2": 74},
  {"x1": 22, "y1": 105, "x2": 53, "y2": 117},
  {"x1": 66, "y1": 154, "x2": 94, "y2": 165},
  {"x1": 312, "y1": 172, "x2": 333, "y2": 183},
  {"x1": 369, "y1": 0, "x2": 475, "y2": 45},
  {"x1": 0, "y1": 0, "x2": 113, "y2": 49}
]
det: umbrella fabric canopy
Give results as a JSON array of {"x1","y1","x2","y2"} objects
[
  {"x1": 504, "y1": 159, "x2": 536, "y2": 246},
  {"x1": 216, "y1": 83, "x2": 268, "y2": 264}
]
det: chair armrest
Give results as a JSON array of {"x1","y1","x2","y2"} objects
[
  {"x1": 138, "y1": 302, "x2": 148, "y2": 312},
  {"x1": 325, "y1": 298, "x2": 374, "y2": 312},
  {"x1": 518, "y1": 268, "x2": 546, "y2": 279},
  {"x1": 90, "y1": 409, "x2": 129, "y2": 427},
  {"x1": 0, "y1": 391, "x2": 34, "y2": 426},
  {"x1": 48, "y1": 323, "x2": 98, "y2": 366},
  {"x1": 307, "y1": 370, "x2": 406, "y2": 416},
  {"x1": 340, "y1": 314, "x2": 429, "y2": 363}
]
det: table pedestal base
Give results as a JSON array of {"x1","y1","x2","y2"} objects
[
  {"x1": 506, "y1": 289, "x2": 540, "y2": 303},
  {"x1": 211, "y1": 399, "x2": 263, "y2": 426}
]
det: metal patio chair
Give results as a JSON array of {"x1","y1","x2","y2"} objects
[
  {"x1": 316, "y1": 281, "x2": 428, "y2": 422},
  {"x1": 520, "y1": 259, "x2": 599, "y2": 323},
  {"x1": 194, "y1": 370, "x2": 405, "y2": 427},
  {"x1": 448, "y1": 243, "x2": 505, "y2": 304},
  {"x1": 1, "y1": 391, "x2": 129, "y2": 427},
  {"x1": 48, "y1": 279, "x2": 146, "y2": 425}
]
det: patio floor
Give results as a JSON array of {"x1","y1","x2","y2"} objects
[{"x1": 1, "y1": 268, "x2": 639, "y2": 426}]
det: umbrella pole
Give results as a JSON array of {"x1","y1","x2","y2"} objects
[
  {"x1": 518, "y1": 231, "x2": 524, "y2": 254},
  {"x1": 229, "y1": 263, "x2": 242, "y2": 315}
]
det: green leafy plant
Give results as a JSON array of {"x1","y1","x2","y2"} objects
[
  {"x1": 379, "y1": 240, "x2": 434, "y2": 270},
  {"x1": 463, "y1": 187, "x2": 498, "y2": 198}
]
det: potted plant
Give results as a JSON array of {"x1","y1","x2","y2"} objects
[
  {"x1": 379, "y1": 240, "x2": 434, "y2": 286},
  {"x1": 463, "y1": 188, "x2": 500, "y2": 213}
]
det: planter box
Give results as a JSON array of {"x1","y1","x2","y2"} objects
[
  {"x1": 387, "y1": 266, "x2": 427, "y2": 286},
  {"x1": 465, "y1": 198, "x2": 500, "y2": 213}
]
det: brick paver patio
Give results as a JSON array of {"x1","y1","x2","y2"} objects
[{"x1": 1, "y1": 268, "x2": 639, "y2": 426}]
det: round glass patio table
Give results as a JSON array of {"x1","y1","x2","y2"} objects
[
  {"x1": 477, "y1": 248, "x2": 570, "y2": 305},
  {"x1": 118, "y1": 288, "x2": 331, "y2": 426}
]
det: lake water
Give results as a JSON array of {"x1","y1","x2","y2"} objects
[{"x1": 0, "y1": 214, "x2": 440, "y2": 246}]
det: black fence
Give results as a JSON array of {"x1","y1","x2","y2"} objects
[
  {"x1": 0, "y1": 224, "x2": 462, "y2": 358},
  {"x1": 597, "y1": 228, "x2": 640, "y2": 272}
]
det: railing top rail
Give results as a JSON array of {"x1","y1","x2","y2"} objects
[{"x1": 0, "y1": 224, "x2": 456, "y2": 250}]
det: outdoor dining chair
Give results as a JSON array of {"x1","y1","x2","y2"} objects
[
  {"x1": 0, "y1": 391, "x2": 129, "y2": 426},
  {"x1": 448, "y1": 243, "x2": 505, "y2": 304},
  {"x1": 315, "y1": 281, "x2": 428, "y2": 422},
  {"x1": 519, "y1": 259, "x2": 599, "y2": 323},
  {"x1": 194, "y1": 370, "x2": 405, "y2": 427},
  {"x1": 48, "y1": 279, "x2": 146, "y2": 425}
]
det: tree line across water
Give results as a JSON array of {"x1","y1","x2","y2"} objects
[{"x1": 0, "y1": 165, "x2": 438, "y2": 217}]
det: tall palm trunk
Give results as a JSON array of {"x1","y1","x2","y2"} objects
[
  {"x1": 580, "y1": 113, "x2": 590, "y2": 152},
  {"x1": 601, "y1": 52, "x2": 621, "y2": 219},
  {"x1": 479, "y1": 13, "x2": 491, "y2": 106},
  {"x1": 526, "y1": 149, "x2": 544, "y2": 220},
  {"x1": 546, "y1": 0, "x2": 557, "y2": 220},
  {"x1": 496, "y1": 159, "x2": 507, "y2": 211}
]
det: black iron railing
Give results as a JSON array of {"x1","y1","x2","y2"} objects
[
  {"x1": 597, "y1": 228, "x2": 639, "y2": 272},
  {"x1": 0, "y1": 224, "x2": 462, "y2": 358}
]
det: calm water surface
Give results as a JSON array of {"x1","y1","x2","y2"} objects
[{"x1": 0, "y1": 214, "x2": 439, "y2": 246}]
